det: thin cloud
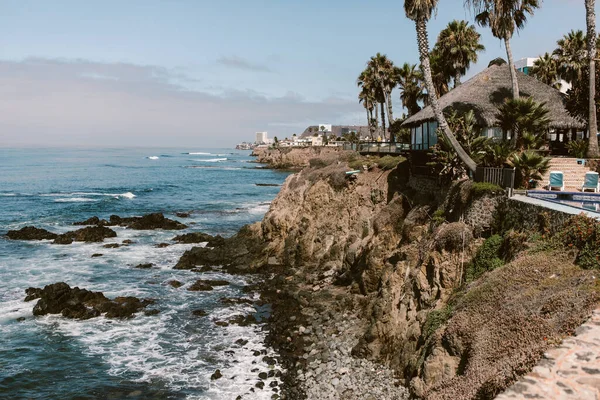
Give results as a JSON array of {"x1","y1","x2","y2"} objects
[
  {"x1": 0, "y1": 58, "x2": 360, "y2": 147},
  {"x1": 216, "y1": 56, "x2": 273, "y2": 72}
]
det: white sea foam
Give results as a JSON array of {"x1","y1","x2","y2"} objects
[
  {"x1": 248, "y1": 202, "x2": 271, "y2": 215},
  {"x1": 187, "y1": 152, "x2": 212, "y2": 155},
  {"x1": 54, "y1": 197, "x2": 98, "y2": 203},
  {"x1": 195, "y1": 158, "x2": 227, "y2": 162},
  {"x1": 43, "y1": 192, "x2": 136, "y2": 199},
  {"x1": 147, "y1": 156, "x2": 160, "y2": 160},
  {"x1": 0, "y1": 193, "x2": 16, "y2": 196}
]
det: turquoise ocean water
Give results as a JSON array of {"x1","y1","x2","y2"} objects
[{"x1": 0, "y1": 148, "x2": 289, "y2": 399}]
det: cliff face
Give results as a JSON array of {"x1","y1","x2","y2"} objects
[
  {"x1": 252, "y1": 147, "x2": 353, "y2": 169},
  {"x1": 251, "y1": 154, "x2": 599, "y2": 399}
]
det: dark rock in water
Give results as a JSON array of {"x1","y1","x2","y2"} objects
[
  {"x1": 109, "y1": 213, "x2": 187, "y2": 230},
  {"x1": 262, "y1": 356, "x2": 277, "y2": 366},
  {"x1": 6, "y1": 226, "x2": 58, "y2": 241},
  {"x1": 255, "y1": 381, "x2": 265, "y2": 389},
  {"x1": 144, "y1": 309, "x2": 160, "y2": 316},
  {"x1": 24, "y1": 287, "x2": 42, "y2": 302},
  {"x1": 220, "y1": 297, "x2": 254, "y2": 306},
  {"x1": 16, "y1": 317, "x2": 26, "y2": 322},
  {"x1": 187, "y1": 281, "x2": 214, "y2": 291},
  {"x1": 228, "y1": 314, "x2": 257, "y2": 326},
  {"x1": 255, "y1": 183, "x2": 280, "y2": 187},
  {"x1": 192, "y1": 309, "x2": 208, "y2": 317},
  {"x1": 134, "y1": 263, "x2": 153, "y2": 269},
  {"x1": 155, "y1": 243, "x2": 170, "y2": 248},
  {"x1": 235, "y1": 339, "x2": 249, "y2": 346},
  {"x1": 202, "y1": 279, "x2": 229, "y2": 286},
  {"x1": 103, "y1": 243, "x2": 120, "y2": 249},
  {"x1": 191, "y1": 266, "x2": 214, "y2": 273},
  {"x1": 53, "y1": 226, "x2": 118, "y2": 245},
  {"x1": 91, "y1": 253, "x2": 103, "y2": 258},
  {"x1": 258, "y1": 372, "x2": 268, "y2": 379},
  {"x1": 26, "y1": 282, "x2": 152, "y2": 319},
  {"x1": 214, "y1": 320, "x2": 229, "y2": 327},
  {"x1": 210, "y1": 369, "x2": 223, "y2": 380},
  {"x1": 171, "y1": 232, "x2": 225, "y2": 247},
  {"x1": 122, "y1": 239, "x2": 135, "y2": 244},
  {"x1": 168, "y1": 280, "x2": 183, "y2": 288},
  {"x1": 176, "y1": 212, "x2": 191, "y2": 218},
  {"x1": 72, "y1": 216, "x2": 109, "y2": 226}
]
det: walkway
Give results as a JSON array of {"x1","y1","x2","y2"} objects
[{"x1": 496, "y1": 308, "x2": 600, "y2": 400}]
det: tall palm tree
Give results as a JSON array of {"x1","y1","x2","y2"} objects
[
  {"x1": 553, "y1": 30, "x2": 588, "y2": 84},
  {"x1": 585, "y1": 0, "x2": 599, "y2": 158},
  {"x1": 530, "y1": 52, "x2": 561, "y2": 89},
  {"x1": 428, "y1": 49, "x2": 453, "y2": 97},
  {"x1": 468, "y1": 0, "x2": 541, "y2": 100},
  {"x1": 358, "y1": 87, "x2": 375, "y2": 138},
  {"x1": 405, "y1": 0, "x2": 477, "y2": 173},
  {"x1": 397, "y1": 63, "x2": 425, "y2": 116},
  {"x1": 357, "y1": 68, "x2": 382, "y2": 139},
  {"x1": 367, "y1": 53, "x2": 398, "y2": 139},
  {"x1": 435, "y1": 20, "x2": 485, "y2": 87}
]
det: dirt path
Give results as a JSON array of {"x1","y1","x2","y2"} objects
[{"x1": 496, "y1": 308, "x2": 600, "y2": 400}]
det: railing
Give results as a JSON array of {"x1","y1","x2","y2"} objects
[
  {"x1": 475, "y1": 166, "x2": 516, "y2": 195},
  {"x1": 342, "y1": 141, "x2": 419, "y2": 154}
]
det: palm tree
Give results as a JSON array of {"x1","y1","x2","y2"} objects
[
  {"x1": 553, "y1": 30, "x2": 588, "y2": 84},
  {"x1": 585, "y1": 0, "x2": 599, "y2": 158},
  {"x1": 468, "y1": 0, "x2": 541, "y2": 100},
  {"x1": 357, "y1": 68, "x2": 381, "y2": 139},
  {"x1": 396, "y1": 63, "x2": 424, "y2": 116},
  {"x1": 507, "y1": 150, "x2": 550, "y2": 189},
  {"x1": 435, "y1": 20, "x2": 485, "y2": 87},
  {"x1": 496, "y1": 97, "x2": 550, "y2": 149},
  {"x1": 530, "y1": 52, "x2": 561, "y2": 89},
  {"x1": 405, "y1": 0, "x2": 477, "y2": 173},
  {"x1": 367, "y1": 53, "x2": 398, "y2": 140},
  {"x1": 428, "y1": 49, "x2": 453, "y2": 97}
]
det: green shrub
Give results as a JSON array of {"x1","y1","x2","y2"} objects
[
  {"x1": 558, "y1": 214, "x2": 600, "y2": 269},
  {"x1": 470, "y1": 182, "x2": 504, "y2": 198},
  {"x1": 376, "y1": 155, "x2": 404, "y2": 170},
  {"x1": 349, "y1": 158, "x2": 367, "y2": 170},
  {"x1": 432, "y1": 208, "x2": 446, "y2": 227},
  {"x1": 467, "y1": 234, "x2": 504, "y2": 281},
  {"x1": 422, "y1": 305, "x2": 453, "y2": 341},
  {"x1": 566, "y1": 139, "x2": 588, "y2": 159}
]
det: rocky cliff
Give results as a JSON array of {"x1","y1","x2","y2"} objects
[
  {"x1": 178, "y1": 149, "x2": 600, "y2": 399},
  {"x1": 251, "y1": 146, "x2": 353, "y2": 169}
]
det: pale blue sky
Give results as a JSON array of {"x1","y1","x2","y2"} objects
[{"x1": 0, "y1": 0, "x2": 589, "y2": 147}]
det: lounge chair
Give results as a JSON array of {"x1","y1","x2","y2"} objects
[
  {"x1": 582, "y1": 171, "x2": 599, "y2": 192},
  {"x1": 548, "y1": 171, "x2": 564, "y2": 191}
]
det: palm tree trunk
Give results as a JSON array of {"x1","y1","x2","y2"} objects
[
  {"x1": 380, "y1": 102, "x2": 386, "y2": 140},
  {"x1": 365, "y1": 102, "x2": 371, "y2": 140},
  {"x1": 504, "y1": 37, "x2": 520, "y2": 99},
  {"x1": 369, "y1": 107, "x2": 375, "y2": 139},
  {"x1": 454, "y1": 70, "x2": 461, "y2": 87},
  {"x1": 385, "y1": 91, "x2": 395, "y2": 142},
  {"x1": 375, "y1": 105, "x2": 379, "y2": 140},
  {"x1": 586, "y1": 0, "x2": 599, "y2": 158},
  {"x1": 415, "y1": 16, "x2": 477, "y2": 173}
]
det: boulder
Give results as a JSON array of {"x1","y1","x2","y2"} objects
[
  {"x1": 26, "y1": 282, "x2": 153, "y2": 319},
  {"x1": 134, "y1": 263, "x2": 153, "y2": 269},
  {"x1": 176, "y1": 212, "x2": 191, "y2": 218},
  {"x1": 53, "y1": 226, "x2": 118, "y2": 245},
  {"x1": 109, "y1": 213, "x2": 187, "y2": 230},
  {"x1": 6, "y1": 226, "x2": 58, "y2": 241},
  {"x1": 171, "y1": 232, "x2": 225, "y2": 246},
  {"x1": 72, "y1": 216, "x2": 109, "y2": 226},
  {"x1": 187, "y1": 281, "x2": 214, "y2": 291}
]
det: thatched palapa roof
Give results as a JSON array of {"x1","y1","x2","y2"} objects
[{"x1": 402, "y1": 64, "x2": 585, "y2": 130}]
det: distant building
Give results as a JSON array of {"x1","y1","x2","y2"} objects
[
  {"x1": 515, "y1": 57, "x2": 571, "y2": 94},
  {"x1": 300, "y1": 125, "x2": 370, "y2": 139},
  {"x1": 310, "y1": 135, "x2": 323, "y2": 146},
  {"x1": 255, "y1": 131, "x2": 268, "y2": 144}
]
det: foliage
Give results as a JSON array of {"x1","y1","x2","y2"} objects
[
  {"x1": 566, "y1": 139, "x2": 589, "y2": 158},
  {"x1": 553, "y1": 29, "x2": 588, "y2": 85},
  {"x1": 422, "y1": 305, "x2": 453, "y2": 343},
  {"x1": 427, "y1": 49, "x2": 452, "y2": 97},
  {"x1": 558, "y1": 213, "x2": 600, "y2": 269},
  {"x1": 433, "y1": 20, "x2": 485, "y2": 86},
  {"x1": 483, "y1": 140, "x2": 515, "y2": 167},
  {"x1": 428, "y1": 110, "x2": 491, "y2": 180},
  {"x1": 432, "y1": 208, "x2": 446, "y2": 227},
  {"x1": 564, "y1": 66, "x2": 600, "y2": 124},
  {"x1": 470, "y1": 0, "x2": 540, "y2": 41},
  {"x1": 348, "y1": 155, "x2": 405, "y2": 171},
  {"x1": 471, "y1": 182, "x2": 504, "y2": 197},
  {"x1": 495, "y1": 98, "x2": 551, "y2": 150},
  {"x1": 377, "y1": 155, "x2": 404, "y2": 170},
  {"x1": 488, "y1": 57, "x2": 507, "y2": 67},
  {"x1": 507, "y1": 150, "x2": 550, "y2": 189},
  {"x1": 396, "y1": 63, "x2": 424, "y2": 117},
  {"x1": 467, "y1": 234, "x2": 504, "y2": 282},
  {"x1": 500, "y1": 230, "x2": 528, "y2": 262},
  {"x1": 530, "y1": 52, "x2": 561, "y2": 89}
]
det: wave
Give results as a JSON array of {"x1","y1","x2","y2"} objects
[
  {"x1": 54, "y1": 197, "x2": 98, "y2": 203},
  {"x1": 185, "y1": 152, "x2": 212, "y2": 155},
  {"x1": 146, "y1": 156, "x2": 160, "y2": 160},
  {"x1": 41, "y1": 192, "x2": 136, "y2": 199},
  {"x1": 194, "y1": 158, "x2": 227, "y2": 162},
  {"x1": 0, "y1": 193, "x2": 17, "y2": 197},
  {"x1": 185, "y1": 166, "x2": 241, "y2": 170}
]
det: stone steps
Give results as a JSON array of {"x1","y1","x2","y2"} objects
[{"x1": 537, "y1": 158, "x2": 593, "y2": 191}]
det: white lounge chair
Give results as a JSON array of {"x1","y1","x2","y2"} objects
[
  {"x1": 548, "y1": 171, "x2": 564, "y2": 191},
  {"x1": 581, "y1": 171, "x2": 599, "y2": 192}
]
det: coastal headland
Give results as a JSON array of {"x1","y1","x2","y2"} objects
[{"x1": 185, "y1": 147, "x2": 600, "y2": 399}]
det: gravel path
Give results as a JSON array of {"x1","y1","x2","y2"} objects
[{"x1": 496, "y1": 308, "x2": 600, "y2": 400}]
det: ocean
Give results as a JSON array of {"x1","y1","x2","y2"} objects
[{"x1": 0, "y1": 147, "x2": 289, "y2": 399}]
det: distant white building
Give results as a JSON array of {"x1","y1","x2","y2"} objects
[
  {"x1": 310, "y1": 135, "x2": 323, "y2": 146},
  {"x1": 515, "y1": 57, "x2": 571, "y2": 94},
  {"x1": 255, "y1": 131, "x2": 268, "y2": 144}
]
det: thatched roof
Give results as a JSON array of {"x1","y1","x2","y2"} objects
[{"x1": 402, "y1": 64, "x2": 585, "y2": 130}]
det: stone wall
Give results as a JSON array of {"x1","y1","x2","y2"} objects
[
  {"x1": 496, "y1": 198, "x2": 572, "y2": 235},
  {"x1": 464, "y1": 195, "x2": 503, "y2": 236}
]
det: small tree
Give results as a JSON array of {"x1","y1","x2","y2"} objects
[
  {"x1": 496, "y1": 98, "x2": 550, "y2": 149},
  {"x1": 274, "y1": 136, "x2": 279, "y2": 143},
  {"x1": 320, "y1": 125, "x2": 326, "y2": 132},
  {"x1": 507, "y1": 150, "x2": 550, "y2": 189}
]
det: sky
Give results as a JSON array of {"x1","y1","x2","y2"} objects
[{"x1": 0, "y1": 0, "x2": 591, "y2": 147}]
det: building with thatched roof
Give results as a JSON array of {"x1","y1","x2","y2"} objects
[{"x1": 402, "y1": 64, "x2": 585, "y2": 151}]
